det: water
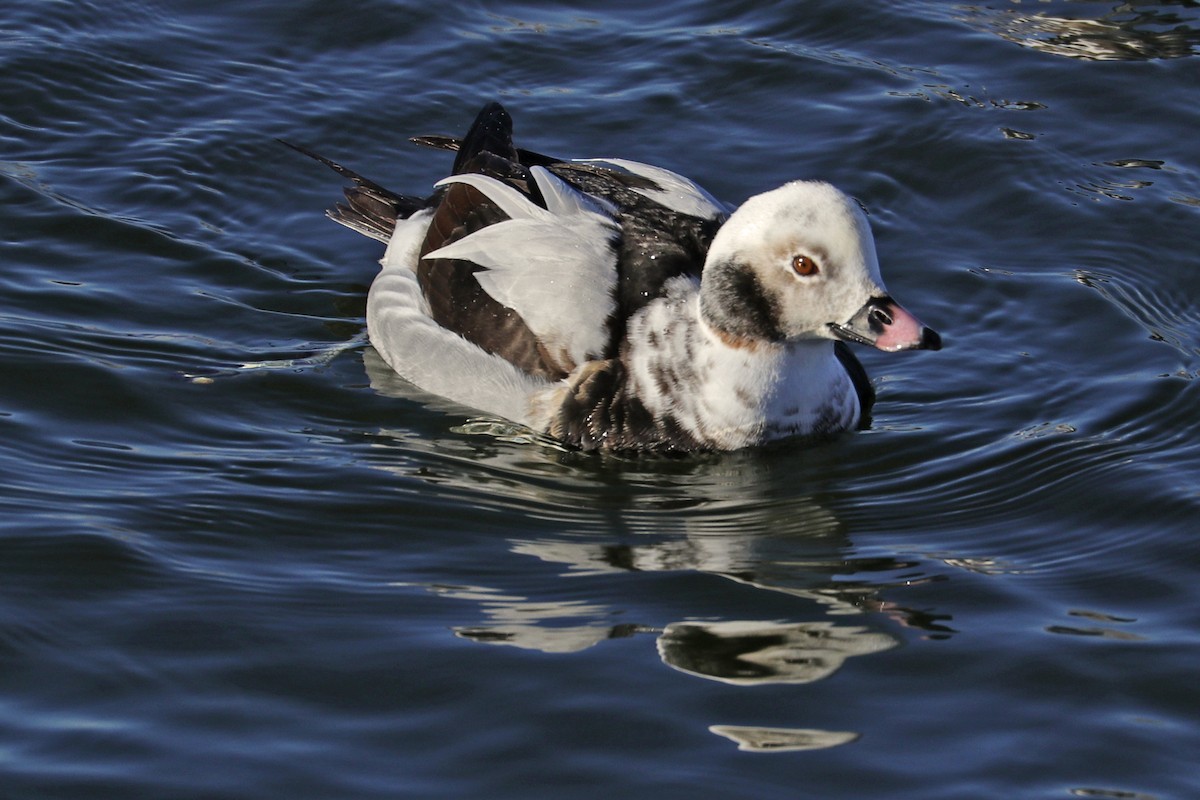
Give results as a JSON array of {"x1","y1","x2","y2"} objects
[{"x1": 3, "y1": 1, "x2": 1199, "y2": 797}]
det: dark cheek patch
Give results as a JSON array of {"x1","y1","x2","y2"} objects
[{"x1": 701, "y1": 260, "x2": 784, "y2": 342}]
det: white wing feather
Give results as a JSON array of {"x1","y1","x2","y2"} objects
[
  {"x1": 367, "y1": 209, "x2": 547, "y2": 423},
  {"x1": 425, "y1": 169, "x2": 619, "y2": 367}
]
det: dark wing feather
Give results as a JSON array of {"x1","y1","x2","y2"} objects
[
  {"x1": 547, "y1": 162, "x2": 720, "y2": 347},
  {"x1": 414, "y1": 105, "x2": 571, "y2": 380},
  {"x1": 451, "y1": 102, "x2": 518, "y2": 174}
]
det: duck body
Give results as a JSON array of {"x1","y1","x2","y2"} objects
[{"x1": 288, "y1": 103, "x2": 940, "y2": 452}]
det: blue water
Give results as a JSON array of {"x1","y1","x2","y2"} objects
[{"x1": 3, "y1": 1, "x2": 1199, "y2": 797}]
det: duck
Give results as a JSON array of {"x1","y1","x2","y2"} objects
[{"x1": 285, "y1": 102, "x2": 941, "y2": 452}]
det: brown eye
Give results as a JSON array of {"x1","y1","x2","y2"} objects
[{"x1": 792, "y1": 255, "x2": 819, "y2": 276}]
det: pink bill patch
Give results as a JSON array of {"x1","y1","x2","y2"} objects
[{"x1": 873, "y1": 301, "x2": 931, "y2": 352}]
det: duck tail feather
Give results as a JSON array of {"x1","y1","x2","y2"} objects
[
  {"x1": 410, "y1": 110, "x2": 559, "y2": 168},
  {"x1": 279, "y1": 139, "x2": 425, "y2": 242},
  {"x1": 451, "y1": 102, "x2": 519, "y2": 174}
]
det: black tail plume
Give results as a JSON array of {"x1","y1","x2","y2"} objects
[{"x1": 279, "y1": 139, "x2": 425, "y2": 242}]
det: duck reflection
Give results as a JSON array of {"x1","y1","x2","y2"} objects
[
  {"x1": 432, "y1": 583, "x2": 637, "y2": 654},
  {"x1": 960, "y1": 1, "x2": 1200, "y2": 60},
  {"x1": 657, "y1": 620, "x2": 896, "y2": 686},
  {"x1": 503, "y1": 528, "x2": 953, "y2": 631},
  {"x1": 442, "y1": 580, "x2": 903, "y2": 683},
  {"x1": 445, "y1": 530, "x2": 943, "y2": 681},
  {"x1": 708, "y1": 725, "x2": 860, "y2": 753},
  {"x1": 364, "y1": 349, "x2": 953, "y2": 750}
]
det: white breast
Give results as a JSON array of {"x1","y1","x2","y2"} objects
[{"x1": 620, "y1": 279, "x2": 859, "y2": 449}]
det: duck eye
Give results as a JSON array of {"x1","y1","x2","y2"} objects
[{"x1": 792, "y1": 255, "x2": 820, "y2": 277}]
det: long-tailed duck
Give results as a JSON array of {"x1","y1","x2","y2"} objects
[{"x1": 285, "y1": 102, "x2": 940, "y2": 452}]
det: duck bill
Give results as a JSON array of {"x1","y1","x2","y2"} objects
[{"x1": 829, "y1": 296, "x2": 942, "y2": 352}]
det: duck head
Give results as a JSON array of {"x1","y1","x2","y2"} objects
[{"x1": 699, "y1": 181, "x2": 941, "y2": 352}]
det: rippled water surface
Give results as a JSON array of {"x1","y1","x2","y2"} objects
[{"x1": 3, "y1": 1, "x2": 1200, "y2": 797}]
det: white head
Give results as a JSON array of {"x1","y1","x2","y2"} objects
[{"x1": 699, "y1": 181, "x2": 940, "y2": 352}]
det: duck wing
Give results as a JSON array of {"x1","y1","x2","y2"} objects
[
  {"x1": 412, "y1": 112, "x2": 727, "y2": 321},
  {"x1": 423, "y1": 168, "x2": 620, "y2": 379},
  {"x1": 414, "y1": 103, "x2": 620, "y2": 380}
]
